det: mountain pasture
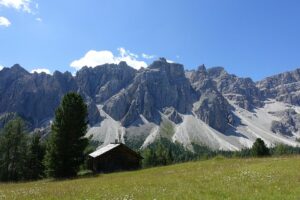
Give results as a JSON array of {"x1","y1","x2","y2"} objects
[{"x1": 0, "y1": 156, "x2": 299, "y2": 199}]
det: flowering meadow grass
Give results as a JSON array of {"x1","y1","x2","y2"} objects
[{"x1": 0, "y1": 156, "x2": 299, "y2": 199}]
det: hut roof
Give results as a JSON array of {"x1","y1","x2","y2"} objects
[
  {"x1": 88, "y1": 143, "x2": 143, "y2": 159},
  {"x1": 89, "y1": 143, "x2": 120, "y2": 158}
]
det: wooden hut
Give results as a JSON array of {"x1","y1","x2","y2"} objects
[{"x1": 88, "y1": 143, "x2": 143, "y2": 173}]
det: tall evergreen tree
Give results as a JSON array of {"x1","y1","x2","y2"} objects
[
  {"x1": 0, "y1": 118, "x2": 28, "y2": 181},
  {"x1": 26, "y1": 134, "x2": 45, "y2": 180},
  {"x1": 44, "y1": 93, "x2": 88, "y2": 178}
]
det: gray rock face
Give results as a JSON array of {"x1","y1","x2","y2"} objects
[
  {"x1": 103, "y1": 58, "x2": 195, "y2": 126},
  {"x1": 84, "y1": 97, "x2": 102, "y2": 126},
  {"x1": 75, "y1": 62, "x2": 136, "y2": 126},
  {"x1": 257, "y1": 68, "x2": 300, "y2": 105},
  {"x1": 193, "y1": 89, "x2": 234, "y2": 132},
  {"x1": 0, "y1": 62, "x2": 139, "y2": 129},
  {"x1": 258, "y1": 69, "x2": 300, "y2": 90},
  {"x1": 186, "y1": 65, "x2": 235, "y2": 132},
  {"x1": 187, "y1": 65, "x2": 213, "y2": 92},
  {"x1": 271, "y1": 109, "x2": 300, "y2": 136},
  {"x1": 0, "y1": 65, "x2": 77, "y2": 128},
  {"x1": 163, "y1": 107, "x2": 183, "y2": 124},
  {"x1": 76, "y1": 62, "x2": 136, "y2": 103},
  {"x1": 207, "y1": 67, "x2": 263, "y2": 110},
  {"x1": 187, "y1": 65, "x2": 263, "y2": 111}
]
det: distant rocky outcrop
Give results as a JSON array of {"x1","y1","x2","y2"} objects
[
  {"x1": 187, "y1": 64, "x2": 263, "y2": 111},
  {"x1": 206, "y1": 67, "x2": 263, "y2": 110},
  {"x1": 271, "y1": 109, "x2": 300, "y2": 136},
  {"x1": 257, "y1": 68, "x2": 300, "y2": 105},
  {"x1": 0, "y1": 63, "x2": 136, "y2": 128},
  {"x1": 0, "y1": 65, "x2": 77, "y2": 128}
]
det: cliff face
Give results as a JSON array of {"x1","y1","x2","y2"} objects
[
  {"x1": 103, "y1": 58, "x2": 195, "y2": 126},
  {"x1": 257, "y1": 68, "x2": 300, "y2": 105},
  {"x1": 0, "y1": 64, "x2": 77, "y2": 128}
]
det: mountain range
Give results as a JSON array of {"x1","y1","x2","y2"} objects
[{"x1": 1, "y1": 58, "x2": 300, "y2": 150}]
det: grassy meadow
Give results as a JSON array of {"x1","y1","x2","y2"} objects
[{"x1": 0, "y1": 156, "x2": 299, "y2": 200}]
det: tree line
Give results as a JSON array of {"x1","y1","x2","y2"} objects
[
  {"x1": 0, "y1": 119, "x2": 45, "y2": 181},
  {"x1": 141, "y1": 137, "x2": 300, "y2": 168},
  {"x1": 0, "y1": 93, "x2": 92, "y2": 181}
]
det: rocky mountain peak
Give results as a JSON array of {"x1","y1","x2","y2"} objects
[
  {"x1": 187, "y1": 65, "x2": 213, "y2": 94},
  {"x1": 76, "y1": 62, "x2": 136, "y2": 104},
  {"x1": 11, "y1": 63, "x2": 25, "y2": 70},
  {"x1": 187, "y1": 65, "x2": 264, "y2": 110},
  {"x1": 53, "y1": 70, "x2": 73, "y2": 78},
  {"x1": 197, "y1": 64, "x2": 206, "y2": 72},
  {"x1": 118, "y1": 61, "x2": 129, "y2": 67},
  {"x1": 207, "y1": 67, "x2": 227, "y2": 78},
  {"x1": 7, "y1": 64, "x2": 30, "y2": 76},
  {"x1": 257, "y1": 68, "x2": 300, "y2": 90},
  {"x1": 148, "y1": 58, "x2": 185, "y2": 79},
  {"x1": 257, "y1": 67, "x2": 300, "y2": 105}
]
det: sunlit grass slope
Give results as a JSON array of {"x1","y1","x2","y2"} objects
[{"x1": 0, "y1": 156, "x2": 299, "y2": 199}]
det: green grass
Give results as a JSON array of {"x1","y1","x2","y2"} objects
[{"x1": 0, "y1": 156, "x2": 300, "y2": 199}]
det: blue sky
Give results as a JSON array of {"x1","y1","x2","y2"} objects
[{"x1": 0, "y1": 0, "x2": 300, "y2": 80}]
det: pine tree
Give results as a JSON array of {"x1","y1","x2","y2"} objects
[
  {"x1": 26, "y1": 134, "x2": 45, "y2": 180},
  {"x1": 251, "y1": 138, "x2": 270, "y2": 157},
  {"x1": 44, "y1": 93, "x2": 88, "y2": 178},
  {"x1": 0, "y1": 118, "x2": 28, "y2": 181}
]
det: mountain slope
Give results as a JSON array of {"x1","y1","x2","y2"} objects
[{"x1": 0, "y1": 60, "x2": 300, "y2": 150}]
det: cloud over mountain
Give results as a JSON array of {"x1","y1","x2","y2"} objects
[
  {"x1": 70, "y1": 48, "x2": 147, "y2": 70},
  {"x1": 142, "y1": 53, "x2": 155, "y2": 59}
]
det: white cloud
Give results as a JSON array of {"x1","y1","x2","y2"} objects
[
  {"x1": 0, "y1": 0, "x2": 33, "y2": 13},
  {"x1": 142, "y1": 53, "x2": 155, "y2": 59},
  {"x1": 70, "y1": 50, "x2": 115, "y2": 70},
  {"x1": 118, "y1": 47, "x2": 138, "y2": 59},
  {"x1": 70, "y1": 48, "x2": 147, "y2": 70},
  {"x1": 0, "y1": 16, "x2": 11, "y2": 27},
  {"x1": 31, "y1": 68, "x2": 51, "y2": 74},
  {"x1": 166, "y1": 59, "x2": 174, "y2": 63},
  {"x1": 35, "y1": 17, "x2": 42, "y2": 22},
  {"x1": 0, "y1": 65, "x2": 3, "y2": 71}
]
